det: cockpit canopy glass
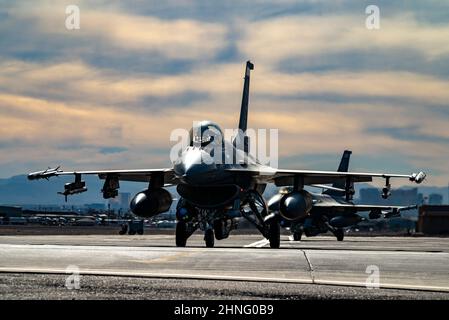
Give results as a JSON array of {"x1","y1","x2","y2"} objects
[{"x1": 189, "y1": 121, "x2": 223, "y2": 148}]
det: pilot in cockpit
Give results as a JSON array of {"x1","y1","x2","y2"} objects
[{"x1": 189, "y1": 121, "x2": 223, "y2": 148}]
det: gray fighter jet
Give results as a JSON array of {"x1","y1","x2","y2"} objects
[
  {"x1": 28, "y1": 61, "x2": 426, "y2": 248},
  {"x1": 268, "y1": 150, "x2": 418, "y2": 241}
]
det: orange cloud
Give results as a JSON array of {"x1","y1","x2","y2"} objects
[
  {"x1": 1, "y1": 93, "x2": 448, "y2": 183},
  {"x1": 2, "y1": 60, "x2": 449, "y2": 106}
]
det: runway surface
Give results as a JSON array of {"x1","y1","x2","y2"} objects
[{"x1": 0, "y1": 234, "x2": 448, "y2": 299}]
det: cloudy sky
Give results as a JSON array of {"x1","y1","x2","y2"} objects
[{"x1": 0, "y1": 0, "x2": 448, "y2": 187}]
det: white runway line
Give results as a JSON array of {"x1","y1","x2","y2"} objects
[
  {"x1": 0, "y1": 267, "x2": 448, "y2": 293},
  {"x1": 244, "y1": 239, "x2": 269, "y2": 248}
]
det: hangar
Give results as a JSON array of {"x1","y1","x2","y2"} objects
[{"x1": 417, "y1": 205, "x2": 449, "y2": 235}]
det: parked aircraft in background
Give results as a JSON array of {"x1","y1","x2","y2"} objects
[{"x1": 268, "y1": 150, "x2": 417, "y2": 241}]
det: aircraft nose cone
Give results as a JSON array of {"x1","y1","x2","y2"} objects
[{"x1": 174, "y1": 148, "x2": 216, "y2": 183}]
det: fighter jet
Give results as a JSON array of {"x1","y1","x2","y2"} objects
[
  {"x1": 268, "y1": 150, "x2": 418, "y2": 241},
  {"x1": 28, "y1": 61, "x2": 426, "y2": 248}
]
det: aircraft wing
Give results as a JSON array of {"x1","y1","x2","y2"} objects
[
  {"x1": 313, "y1": 202, "x2": 417, "y2": 212},
  {"x1": 226, "y1": 167, "x2": 426, "y2": 186},
  {"x1": 28, "y1": 167, "x2": 179, "y2": 184},
  {"x1": 313, "y1": 202, "x2": 417, "y2": 219}
]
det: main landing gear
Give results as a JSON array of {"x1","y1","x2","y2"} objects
[
  {"x1": 175, "y1": 220, "x2": 216, "y2": 248},
  {"x1": 119, "y1": 220, "x2": 144, "y2": 235},
  {"x1": 176, "y1": 190, "x2": 282, "y2": 249},
  {"x1": 293, "y1": 231, "x2": 302, "y2": 241},
  {"x1": 267, "y1": 217, "x2": 280, "y2": 248},
  {"x1": 176, "y1": 220, "x2": 187, "y2": 247},
  {"x1": 332, "y1": 228, "x2": 345, "y2": 241},
  {"x1": 241, "y1": 190, "x2": 281, "y2": 249},
  {"x1": 175, "y1": 213, "x2": 219, "y2": 248},
  {"x1": 321, "y1": 217, "x2": 345, "y2": 241},
  {"x1": 204, "y1": 229, "x2": 214, "y2": 248}
]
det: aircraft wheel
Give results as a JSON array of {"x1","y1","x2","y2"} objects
[
  {"x1": 119, "y1": 224, "x2": 128, "y2": 235},
  {"x1": 137, "y1": 229, "x2": 144, "y2": 235},
  {"x1": 213, "y1": 220, "x2": 224, "y2": 240},
  {"x1": 128, "y1": 229, "x2": 136, "y2": 235},
  {"x1": 335, "y1": 229, "x2": 344, "y2": 241},
  {"x1": 176, "y1": 221, "x2": 187, "y2": 247},
  {"x1": 268, "y1": 219, "x2": 280, "y2": 249},
  {"x1": 293, "y1": 232, "x2": 302, "y2": 241},
  {"x1": 204, "y1": 229, "x2": 215, "y2": 248}
]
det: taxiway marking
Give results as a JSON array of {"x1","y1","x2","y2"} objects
[{"x1": 244, "y1": 239, "x2": 269, "y2": 248}]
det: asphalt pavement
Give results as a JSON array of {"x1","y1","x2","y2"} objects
[{"x1": 0, "y1": 234, "x2": 448, "y2": 299}]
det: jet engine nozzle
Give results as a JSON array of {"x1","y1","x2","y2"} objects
[{"x1": 279, "y1": 190, "x2": 313, "y2": 221}]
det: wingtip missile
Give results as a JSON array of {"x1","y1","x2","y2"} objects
[
  {"x1": 383, "y1": 209, "x2": 400, "y2": 219},
  {"x1": 28, "y1": 166, "x2": 61, "y2": 180},
  {"x1": 409, "y1": 171, "x2": 426, "y2": 184},
  {"x1": 383, "y1": 204, "x2": 417, "y2": 219}
]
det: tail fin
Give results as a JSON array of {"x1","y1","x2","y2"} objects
[
  {"x1": 323, "y1": 150, "x2": 352, "y2": 197},
  {"x1": 238, "y1": 60, "x2": 254, "y2": 132},
  {"x1": 234, "y1": 61, "x2": 254, "y2": 152}
]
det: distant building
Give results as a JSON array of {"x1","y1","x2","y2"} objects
[
  {"x1": 84, "y1": 203, "x2": 106, "y2": 211},
  {"x1": 359, "y1": 187, "x2": 418, "y2": 206},
  {"x1": 359, "y1": 187, "x2": 420, "y2": 220},
  {"x1": 417, "y1": 205, "x2": 449, "y2": 235},
  {"x1": 417, "y1": 193, "x2": 424, "y2": 205},
  {"x1": 428, "y1": 193, "x2": 443, "y2": 205},
  {"x1": 120, "y1": 193, "x2": 131, "y2": 210},
  {"x1": 108, "y1": 192, "x2": 131, "y2": 211},
  {"x1": 0, "y1": 205, "x2": 22, "y2": 218}
]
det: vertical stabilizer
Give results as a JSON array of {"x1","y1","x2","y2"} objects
[
  {"x1": 323, "y1": 150, "x2": 352, "y2": 197},
  {"x1": 238, "y1": 61, "x2": 254, "y2": 132}
]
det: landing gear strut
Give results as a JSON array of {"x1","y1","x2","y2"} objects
[
  {"x1": 324, "y1": 219, "x2": 345, "y2": 242},
  {"x1": 241, "y1": 190, "x2": 281, "y2": 248}
]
